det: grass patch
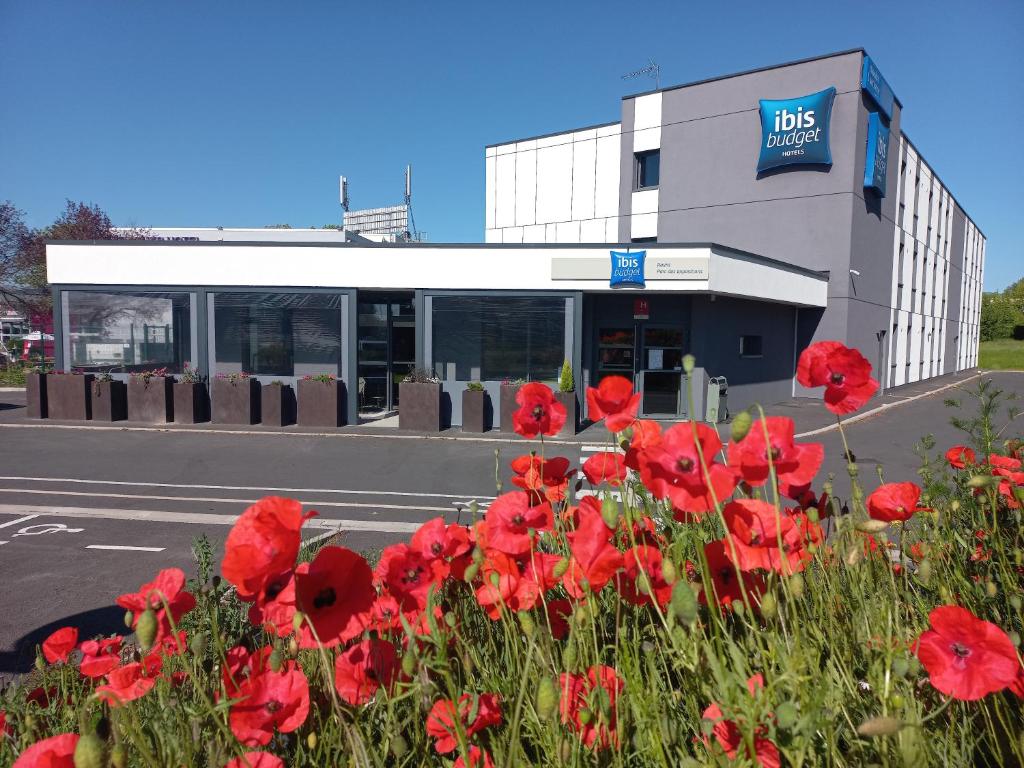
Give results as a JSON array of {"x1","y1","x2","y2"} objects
[
  {"x1": 979, "y1": 338, "x2": 1024, "y2": 369},
  {"x1": 0, "y1": 364, "x2": 28, "y2": 386}
]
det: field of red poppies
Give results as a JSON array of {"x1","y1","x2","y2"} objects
[{"x1": 2, "y1": 341, "x2": 1023, "y2": 767}]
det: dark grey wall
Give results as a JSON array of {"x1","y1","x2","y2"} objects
[{"x1": 945, "y1": 204, "x2": 967, "y2": 367}]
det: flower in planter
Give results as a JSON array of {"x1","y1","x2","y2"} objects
[
  {"x1": 796, "y1": 340, "x2": 878, "y2": 415},
  {"x1": 178, "y1": 362, "x2": 206, "y2": 384},
  {"x1": 130, "y1": 367, "x2": 170, "y2": 385},
  {"x1": 216, "y1": 371, "x2": 251, "y2": 385},
  {"x1": 302, "y1": 373, "x2": 337, "y2": 383},
  {"x1": 512, "y1": 382, "x2": 566, "y2": 438}
]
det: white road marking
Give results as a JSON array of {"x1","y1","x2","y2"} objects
[
  {"x1": 0, "y1": 476, "x2": 496, "y2": 502},
  {"x1": 0, "y1": 503, "x2": 422, "y2": 533},
  {"x1": 0, "y1": 488, "x2": 452, "y2": 513},
  {"x1": 0, "y1": 513, "x2": 39, "y2": 529},
  {"x1": 580, "y1": 445, "x2": 625, "y2": 454},
  {"x1": 86, "y1": 545, "x2": 165, "y2": 552},
  {"x1": 0, "y1": 541, "x2": 7, "y2": 546}
]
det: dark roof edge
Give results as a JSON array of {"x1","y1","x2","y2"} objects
[
  {"x1": 899, "y1": 131, "x2": 985, "y2": 238},
  {"x1": 484, "y1": 119, "x2": 620, "y2": 150}
]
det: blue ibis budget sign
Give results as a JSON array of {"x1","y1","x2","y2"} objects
[
  {"x1": 864, "y1": 111, "x2": 890, "y2": 197},
  {"x1": 756, "y1": 87, "x2": 836, "y2": 173},
  {"x1": 861, "y1": 56, "x2": 895, "y2": 121},
  {"x1": 610, "y1": 250, "x2": 645, "y2": 288}
]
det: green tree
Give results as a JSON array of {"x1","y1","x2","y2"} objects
[{"x1": 979, "y1": 294, "x2": 1018, "y2": 341}]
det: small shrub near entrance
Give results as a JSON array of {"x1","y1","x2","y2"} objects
[{"x1": 2, "y1": 341, "x2": 1023, "y2": 767}]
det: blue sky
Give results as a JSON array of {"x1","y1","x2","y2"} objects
[{"x1": 1, "y1": 0, "x2": 1021, "y2": 290}]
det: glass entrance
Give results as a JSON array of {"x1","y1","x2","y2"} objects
[
  {"x1": 596, "y1": 323, "x2": 684, "y2": 417},
  {"x1": 357, "y1": 293, "x2": 415, "y2": 414}
]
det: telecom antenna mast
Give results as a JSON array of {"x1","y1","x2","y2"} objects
[
  {"x1": 622, "y1": 59, "x2": 661, "y2": 91},
  {"x1": 404, "y1": 164, "x2": 420, "y2": 241}
]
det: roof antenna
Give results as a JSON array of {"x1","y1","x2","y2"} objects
[{"x1": 622, "y1": 58, "x2": 660, "y2": 91}]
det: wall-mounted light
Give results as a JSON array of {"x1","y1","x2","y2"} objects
[{"x1": 849, "y1": 269, "x2": 861, "y2": 277}]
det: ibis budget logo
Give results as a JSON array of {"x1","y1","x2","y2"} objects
[
  {"x1": 757, "y1": 87, "x2": 836, "y2": 173},
  {"x1": 610, "y1": 250, "x2": 645, "y2": 288}
]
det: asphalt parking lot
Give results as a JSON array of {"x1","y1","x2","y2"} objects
[{"x1": 0, "y1": 369, "x2": 1020, "y2": 673}]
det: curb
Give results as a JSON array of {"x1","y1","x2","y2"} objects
[{"x1": 0, "y1": 387, "x2": 26, "y2": 392}]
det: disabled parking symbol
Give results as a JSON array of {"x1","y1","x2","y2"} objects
[{"x1": 11, "y1": 523, "x2": 85, "y2": 536}]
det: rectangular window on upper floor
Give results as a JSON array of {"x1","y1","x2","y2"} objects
[{"x1": 634, "y1": 150, "x2": 660, "y2": 191}]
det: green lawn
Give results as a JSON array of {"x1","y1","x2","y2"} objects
[{"x1": 979, "y1": 338, "x2": 1024, "y2": 370}]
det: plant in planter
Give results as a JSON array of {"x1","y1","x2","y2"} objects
[
  {"x1": 262, "y1": 380, "x2": 296, "y2": 427},
  {"x1": 47, "y1": 369, "x2": 93, "y2": 420},
  {"x1": 24, "y1": 364, "x2": 47, "y2": 419},
  {"x1": 462, "y1": 380, "x2": 491, "y2": 433},
  {"x1": 297, "y1": 373, "x2": 345, "y2": 428},
  {"x1": 212, "y1": 371, "x2": 260, "y2": 425},
  {"x1": 173, "y1": 363, "x2": 209, "y2": 424},
  {"x1": 90, "y1": 370, "x2": 127, "y2": 422},
  {"x1": 399, "y1": 368, "x2": 442, "y2": 432},
  {"x1": 499, "y1": 376, "x2": 527, "y2": 432},
  {"x1": 127, "y1": 367, "x2": 173, "y2": 423},
  {"x1": 554, "y1": 358, "x2": 578, "y2": 436}
]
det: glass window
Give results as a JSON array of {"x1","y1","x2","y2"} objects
[
  {"x1": 740, "y1": 335, "x2": 764, "y2": 358},
  {"x1": 432, "y1": 296, "x2": 566, "y2": 382},
  {"x1": 66, "y1": 291, "x2": 192, "y2": 373},
  {"x1": 213, "y1": 293, "x2": 341, "y2": 378},
  {"x1": 635, "y1": 150, "x2": 660, "y2": 190}
]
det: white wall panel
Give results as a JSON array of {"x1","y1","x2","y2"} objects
[
  {"x1": 555, "y1": 221, "x2": 581, "y2": 243},
  {"x1": 630, "y1": 213, "x2": 657, "y2": 240},
  {"x1": 604, "y1": 217, "x2": 619, "y2": 242},
  {"x1": 514, "y1": 149, "x2": 537, "y2": 227},
  {"x1": 571, "y1": 139, "x2": 597, "y2": 222},
  {"x1": 485, "y1": 155, "x2": 496, "y2": 230},
  {"x1": 594, "y1": 135, "x2": 620, "y2": 219},
  {"x1": 631, "y1": 189, "x2": 659, "y2": 216},
  {"x1": 580, "y1": 218, "x2": 606, "y2": 243},
  {"x1": 633, "y1": 92, "x2": 662, "y2": 131},
  {"x1": 485, "y1": 228, "x2": 500, "y2": 244},
  {"x1": 633, "y1": 127, "x2": 661, "y2": 152},
  {"x1": 523, "y1": 224, "x2": 546, "y2": 243},
  {"x1": 494, "y1": 154, "x2": 516, "y2": 229},
  {"x1": 535, "y1": 143, "x2": 573, "y2": 225}
]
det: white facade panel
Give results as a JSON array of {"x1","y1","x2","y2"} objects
[
  {"x1": 535, "y1": 143, "x2": 574, "y2": 225},
  {"x1": 633, "y1": 92, "x2": 662, "y2": 131},
  {"x1": 631, "y1": 189, "x2": 659, "y2": 216},
  {"x1": 484, "y1": 155, "x2": 496, "y2": 231},
  {"x1": 630, "y1": 212, "x2": 658, "y2": 239},
  {"x1": 523, "y1": 224, "x2": 546, "y2": 243},
  {"x1": 514, "y1": 149, "x2": 537, "y2": 227},
  {"x1": 594, "y1": 135, "x2": 621, "y2": 220},
  {"x1": 571, "y1": 139, "x2": 597, "y2": 222},
  {"x1": 633, "y1": 127, "x2": 661, "y2": 152},
  {"x1": 580, "y1": 218, "x2": 606, "y2": 243},
  {"x1": 494, "y1": 154, "x2": 516, "y2": 228}
]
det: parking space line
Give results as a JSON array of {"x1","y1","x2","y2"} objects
[
  {"x1": 86, "y1": 545, "x2": 166, "y2": 552},
  {"x1": 0, "y1": 476, "x2": 496, "y2": 502},
  {"x1": 0, "y1": 514, "x2": 39, "y2": 529}
]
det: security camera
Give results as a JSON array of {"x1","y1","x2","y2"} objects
[{"x1": 849, "y1": 269, "x2": 861, "y2": 277}]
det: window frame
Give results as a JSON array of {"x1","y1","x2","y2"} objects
[
  {"x1": 634, "y1": 149, "x2": 661, "y2": 191},
  {"x1": 739, "y1": 334, "x2": 764, "y2": 359}
]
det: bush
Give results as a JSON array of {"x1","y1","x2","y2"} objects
[
  {"x1": 558, "y1": 359, "x2": 574, "y2": 393},
  {"x1": 2, "y1": 344, "x2": 1022, "y2": 768}
]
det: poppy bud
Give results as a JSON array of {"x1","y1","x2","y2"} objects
[
  {"x1": 892, "y1": 658, "x2": 909, "y2": 678},
  {"x1": 1016, "y1": 549, "x2": 1024, "y2": 567},
  {"x1": 788, "y1": 573, "x2": 805, "y2": 599},
  {"x1": 966, "y1": 475, "x2": 992, "y2": 489},
  {"x1": 307, "y1": 732, "x2": 317, "y2": 750},
  {"x1": 110, "y1": 744, "x2": 127, "y2": 768},
  {"x1": 907, "y1": 656, "x2": 920, "y2": 677},
  {"x1": 682, "y1": 354, "x2": 695, "y2": 374},
  {"x1": 390, "y1": 735, "x2": 409, "y2": 759},
  {"x1": 292, "y1": 612, "x2": 305, "y2": 633},
  {"x1": 190, "y1": 632, "x2": 207, "y2": 659},
  {"x1": 660, "y1": 557, "x2": 677, "y2": 585},
  {"x1": 135, "y1": 608, "x2": 158, "y2": 651},
  {"x1": 269, "y1": 649, "x2": 283, "y2": 672},
  {"x1": 986, "y1": 581, "x2": 998, "y2": 598},
  {"x1": 401, "y1": 652, "x2": 416, "y2": 678},
  {"x1": 123, "y1": 610, "x2": 134, "y2": 629},
  {"x1": 670, "y1": 581, "x2": 698, "y2": 626},
  {"x1": 759, "y1": 592, "x2": 778, "y2": 620},
  {"x1": 472, "y1": 546, "x2": 484, "y2": 563},
  {"x1": 559, "y1": 738, "x2": 573, "y2": 764},
  {"x1": 917, "y1": 559, "x2": 932, "y2": 585},
  {"x1": 806, "y1": 507, "x2": 819, "y2": 523},
  {"x1": 732, "y1": 601, "x2": 745, "y2": 617},
  {"x1": 856, "y1": 716, "x2": 904, "y2": 737},
  {"x1": 518, "y1": 611, "x2": 535, "y2": 638},
  {"x1": 1010, "y1": 595, "x2": 1022, "y2": 612},
  {"x1": 775, "y1": 701, "x2": 798, "y2": 730},
  {"x1": 855, "y1": 519, "x2": 889, "y2": 534},
  {"x1": 536, "y1": 676, "x2": 558, "y2": 720},
  {"x1": 462, "y1": 562, "x2": 480, "y2": 583},
  {"x1": 939, "y1": 586, "x2": 952, "y2": 604},
  {"x1": 553, "y1": 557, "x2": 570, "y2": 578},
  {"x1": 563, "y1": 640, "x2": 578, "y2": 670},
  {"x1": 601, "y1": 497, "x2": 619, "y2": 528},
  {"x1": 35, "y1": 655, "x2": 45, "y2": 672},
  {"x1": 73, "y1": 733, "x2": 106, "y2": 768},
  {"x1": 1009, "y1": 631, "x2": 1020, "y2": 648},
  {"x1": 287, "y1": 638, "x2": 299, "y2": 658},
  {"x1": 574, "y1": 605, "x2": 590, "y2": 627},
  {"x1": 950, "y1": 499, "x2": 961, "y2": 512},
  {"x1": 730, "y1": 411, "x2": 753, "y2": 443},
  {"x1": 578, "y1": 708, "x2": 593, "y2": 726},
  {"x1": 889, "y1": 694, "x2": 905, "y2": 709}
]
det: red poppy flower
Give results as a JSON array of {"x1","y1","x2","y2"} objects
[
  {"x1": 621, "y1": 545, "x2": 673, "y2": 608},
  {"x1": 376, "y1": 543, "x2": 445, "y2": 611},
  {"x1": 559, "y1": 665, "x2": 624, "y2": 750},
  {"x1": 796, "y1": 340, "x2": 879, "y2": 415},
  {"x1": 701, "y1": 675, "x2": 779, "y2": 768},
  {"x1": 295, "y1": 546, "x2": 374, "y2": 649},
  {"x1": 586, "y1": 376, "x2": 642, "y2": 432},
  {"x1": 945, "y1": 445, "x2": 976, "y2": 470},
  {"x1": 42, "y1": 626, "x2": 78, "y2": 664},
  {"x1": 454, "y1": 746, "x2": 495, "y2": 768},
  {"x1": 637, "y1": 422, "x2": 737, "y2": 519},
  {"x1": 474, "y1": 550, "x2": 560, "y2": 619},
  {"x1": 78, "y1": 636, "x2": 123, "y2": 679},
  {"x1": 512, "y1": 382, "x2": 567, "y2": 438},
  {"x1": 722, "y1": 499, "x2": 811, "y2": 575},
  {"x1": 562, "y1": 499, "x2": 622, "y2": 599},
  {"x1": 229, "y1": 662, "x2": 310, "y2": 747},
  {"x1": 545, "y1": 598, "x2": 574, "y2": 640},
  {"x1": 484, "y1": 491, "x2": 553, "y2": 556},
  {"x1": 624, "y1": 419, "x2": 662, "y2": 471},
  {"x1": 914, "y1": 605, "x2": 1021, "y2": 701},
  {"x1": 509, "y1": 455, "x2": 574, "y2": 503},
  {"x1": 115, "y1": 568, "x2": 196, "y2": 646},
  {"x1": 411, "y1": 517, "x2": 472, "y2": 578},
  {"x1": 727, "y1": 416, "x2": 823, "y2": 489},
  {"x1": 582, "y1": 452, "x2": 628, "y2": 487},
  {"x1": 246, "y1": 571, "x2": 297, "y2": 638},
  {"x1": 11, "y1": 733, "x2": 78, "y2": 768},
  {"x1": 334, "y1": 638, "x2": 399, "y2": 706},
  {"x1": 221, "y1": 646, "x2": 273, "y2": 699},
  {"x1": 96, "y1": 657, "x2": 162, "y2": 706},
  {"x1": 224, "y1": 753, "x2": 284, "y2": 768},
  {"x1": 425, "y1": 693, "x2": 502, "y2": 754},
  {"x1": 989, "y1": 454, "x2": 1024, "y2": 509},
  {"x1": 222, "y1": 496, "x2": 314, "y2": 601},
  {"x1": 701, "y1": 539, "x2": 766, "y2": 608},
  {"x1": 0, "y1": 711, "x2": 10, "y2": 737},
  {"x1": 866, "y1": 482, "x2": 928, "y2": 522}
]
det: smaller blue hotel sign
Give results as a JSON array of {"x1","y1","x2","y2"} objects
[
  {"x1": 861, "y1": 56, "x2": 895, "y2": 120},
  {"x1": 756, "y1": 87, "x2": 836, "y2": 173},
  {"x1": 864, "y1": 112, "x2": 890, "y2": 197},
  {"x1": 610, "y1": 250, "x2": 645, "y2": 288}
]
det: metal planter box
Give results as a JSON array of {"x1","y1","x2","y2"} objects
[
  {"x1": 25, "y1": 372, "x2": 47, "y2": 419},
  {"x1": 399, "y1": 381, "x2": 441, "y2": 432},
  {"x1": 461, "y1": 389, "x2": 490, "y2": 433},
  {"x1": 212, "y1": 377, "x2": 260, "y2": 425},
  {"x1": 47, "y1": 373, "x2": 93, "y2": 420},
  {"x1": 297, "y1": 379, "x2": 344, "y2": 428},
  {"x1": 499, "y1": 384, "x2": 522, "y2": 433},
  {"x1": 90, "y1": 379, "x2": 127, "y2": 422},
  {"x1": 128, "y1": 376, "x2": 173, "y2": 423},
  {"x1": 554, "y1": 391, "x2": 578, "y2": 436},
  {"x1": 262, "y1": 383, "x2": 296, "y2": 427},
  {"x1": 173, "y1": 382, "x2": 209, "y2": 424}
]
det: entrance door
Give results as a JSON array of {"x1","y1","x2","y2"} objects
[
  {"x1": 357, "y1": 293, "x2": 415, "y2": 414},
  {"x1": 596, "y1": 323, "x2": 684, "y2": 417}
]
